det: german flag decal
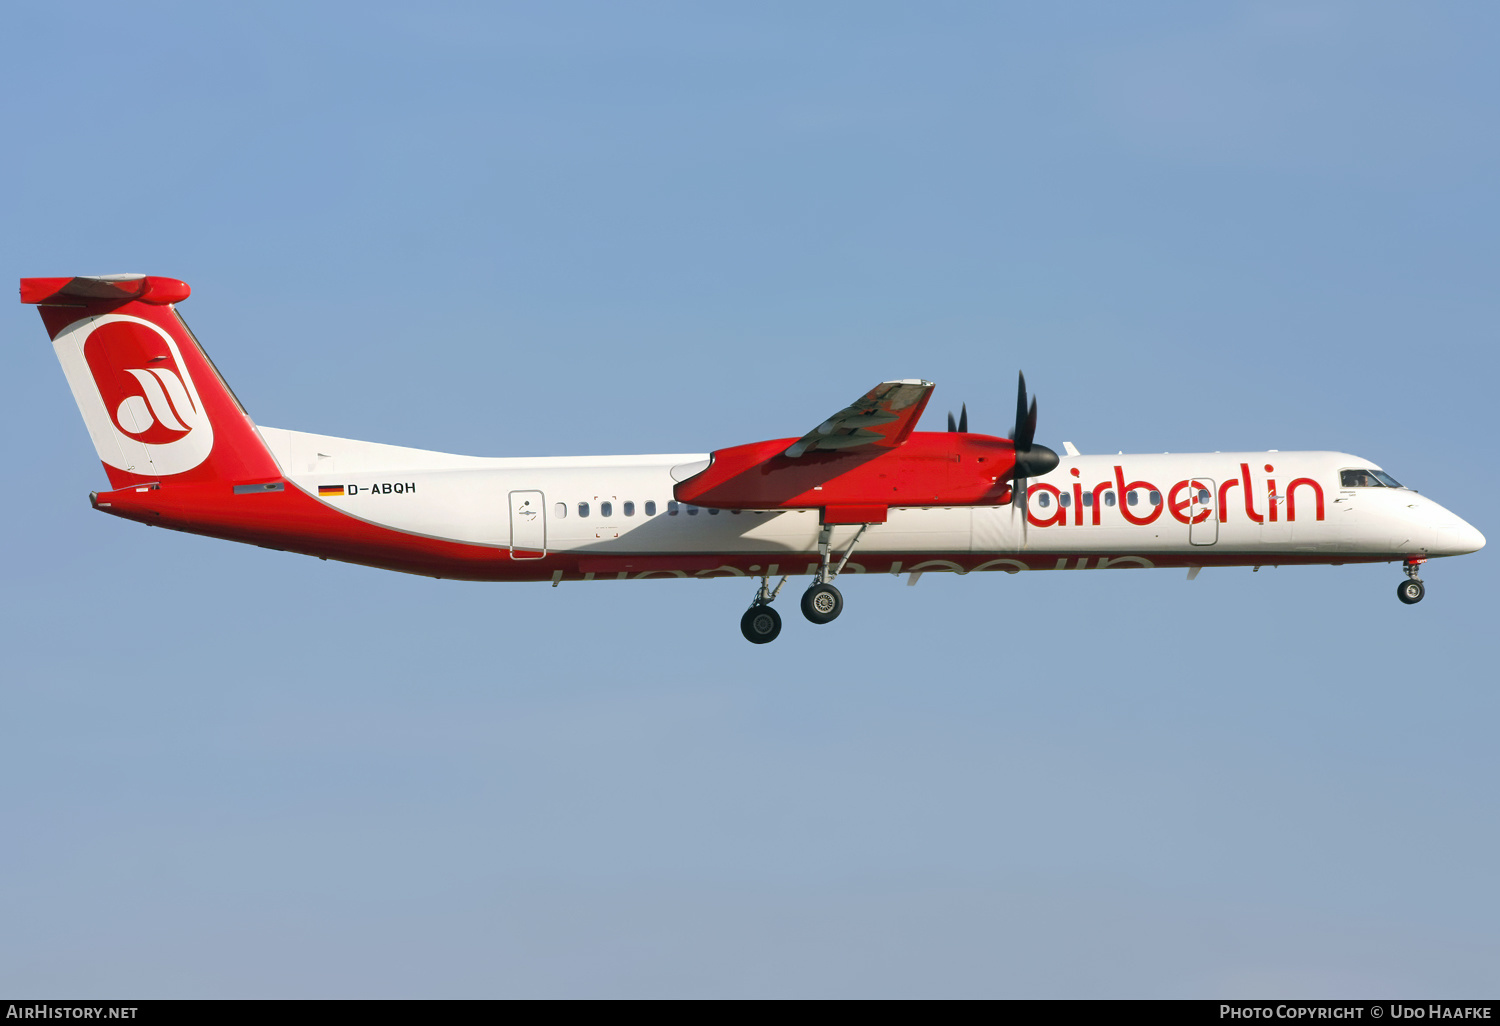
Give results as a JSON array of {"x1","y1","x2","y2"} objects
[{"x1": 318, "y1": 485, "x2": 349, "y2": 497}]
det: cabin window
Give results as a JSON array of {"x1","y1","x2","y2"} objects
[
  {"x1": 1104, "y1": 491, "x2": 1116, "y2": 507},
  {"x1": 1059, "y1": 493, "x2": 1071, "y2": 508},
  {"x1": 709, "y1": 508, "x2": 720, "y2": 515},
  {"x1": 1082, "y1": 493, "x2": 1093, "y2": 507},
  {"x1": 1127, "y1": 491, "x2": 1138, "y2": 506},
  {"x1": 1148, "y1": 490, "x2": 1161, "y2": 505},
  {"x1": 578, "y1": 502, "x2": 590, "y2": 518},
  {"x1": 668, "y1": 500, "x2": 680, "y2": 515},
  {"x1": 1037, "y1": 492, "x2": 1051, "y2": 508},
  {"x1": 623, "y1": 501, "x2": 635, "y2": 517},
  {"x1": 554, "y1": 502, "x2": 567, "y2": 519},
  {"x1": 645, "y1": 500, "x2": 657, "y2": 516},
  {"x1": 1197, "y1": 489, "x2": 1211, "y2": 504},
  {"x1": 600, "y1": 501, "x2": 613, "y2": 518},
  {"x1": 687, "y1": 506, "x2": 699, "y2": 516}
]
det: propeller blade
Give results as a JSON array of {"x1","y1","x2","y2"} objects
[
  {"x1": 1013, "y1": 474, "x2": 1028, "y2": 543},
  {"x1": 947, "y1": 411, "x2": 956, "y2": 433},
  {"x1": 1014, "y1": 372, "x2": 1029, "y2": 447},
  {"x1": 958, "y1": 403, "x2": 968, "y2": 434},
  {"x1": 1009, "y1": 371, "x2": 1058, "y2": 479}
]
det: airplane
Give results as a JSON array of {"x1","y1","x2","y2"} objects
[{"x1": 24, "y1": 273, "x2": 1486, "y2": 644}]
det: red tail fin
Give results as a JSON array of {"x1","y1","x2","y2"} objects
[{"x1": 23, "y1": 275, "x2": 280, "y2": 489}]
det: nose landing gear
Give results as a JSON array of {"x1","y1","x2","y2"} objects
[{"x1": 1397, "y1": 557, "x2": 1426, "y2": 605}]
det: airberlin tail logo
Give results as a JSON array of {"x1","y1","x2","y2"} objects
[
  {"x1": 53, "y1": 314, "x2": 215, "y2": 476},
  {"x1": 114, "y1": 367, "x2": 201, "y2": 440}
]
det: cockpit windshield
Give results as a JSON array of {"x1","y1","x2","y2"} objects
[{"x1": 1341, "y1": 469, "x2": 1405, "y2": 489}]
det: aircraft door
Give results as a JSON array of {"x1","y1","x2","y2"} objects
[
  {"x1": 1188, "y1": 477, "x2": 1218, "y2": 546},
  {"x1": 1332, "y1": 480, "x2": 1360, "y2": 551},
  {"x1": 508, "y1": 490, "x2": 546, "y2": 559}
]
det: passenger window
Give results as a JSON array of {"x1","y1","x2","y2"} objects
[
  {"x1": 600, "y1": 501, "x2": 613, "y2": 518},
  {"x1": 623, "y1": 501, "x2": 635, "y2": 517},
  {"x1": 687, "y1": 506, "x2": 699, "y2": 516},
  {"x1": 1198, "y1": 489, "x2": 1210, "y2": 504},
  {"x1": 709, "y1": 508, "x2": 720, "y2": 515},
  {"x1": 1037, "y1": 492, "x2": 1051, "y2": 508},
  {"x1": 578, "y1": 502, "x2": 590, "y2": 518},
  {"x1": 668, "y1": 501, "x2": 679, "y2": 515},
  {"x1": 1148, "y1": 490, "x2": 1161, "y2": 505},
  {"x1": 1082, "y1": 493, "x2": 1093, "y2": 507},
  {"x1": 1127, "y1": 491, "x2": 1138, "y2": 506},
  {"x1": 1059, "y1": 493, "x2": 1071, "y2": 508},
  {"x1": 645, "y1": 500, "x2": 657, "y2": 516},
  {"x1": 1104, "y1": 492, "x2": 1116, "y2": 507},
  {"x1": 554, "y1": 502, "x2": 567, "y2": 519}
]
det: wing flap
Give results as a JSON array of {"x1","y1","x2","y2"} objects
[{"x1": 783, "y1": 379, "x2": 934, "y2": 458}]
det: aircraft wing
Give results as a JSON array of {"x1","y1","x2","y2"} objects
[{"x1": 783, "y1": 379, "x2": 934, "y2": 458}]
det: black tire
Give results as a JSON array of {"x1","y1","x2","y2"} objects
[
  {"x1": 741, "y1": 604, "x2": 782, "y2": 644},
  {"x1": 1397, "y1": 579, "x2": 1425, "y2": 605},
  {"x1": 801, "y1": 582, "x2": 843, "y2": 624}
]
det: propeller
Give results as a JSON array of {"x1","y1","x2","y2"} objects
[
  {"x1": 1008, "y1": 371, "x2": 1059, "y2": 541},
  {"x1": 947, "y1": 375, "x2": 1057, "y2": 539}
]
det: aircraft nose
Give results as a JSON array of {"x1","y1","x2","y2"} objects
[{"x1": 1435, "y1": 517, "x2": 1487, "y2": 555}]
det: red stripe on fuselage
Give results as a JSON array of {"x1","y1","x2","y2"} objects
[{"x1": 88, "y1": 479, "x2": 1401, "y2": 583}]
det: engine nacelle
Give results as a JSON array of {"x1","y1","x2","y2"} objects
[{"x1": 673, "y1": 431, "x2": 1019, "y2": 521}]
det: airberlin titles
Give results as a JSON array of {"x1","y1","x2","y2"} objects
[{"x1": 1026, "y1": 462, "x2": 1322, "y2": 529}]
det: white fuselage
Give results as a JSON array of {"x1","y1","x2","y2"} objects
[{"x1": 258, "y1": 427, "x2": 1484, "y2": 578}]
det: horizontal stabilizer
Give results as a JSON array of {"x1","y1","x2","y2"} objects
[{"x1": 20, "y1": 274, "x2": 191, "y2": 306}]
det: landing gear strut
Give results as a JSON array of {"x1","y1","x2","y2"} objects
[
  {"x1": 800, "y1": 523, "x2": 871, "y2": 625},
  {"x1": 741, "y1": 574, "x2": 788, "y2": 644},
  {"x1": 1397, "y1": 558, "x2": 1426, "y2": 605}
]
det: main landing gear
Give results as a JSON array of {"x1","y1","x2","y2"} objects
[
  {"x1": 740, "y1": 523, "x2": 873, "y2": 643},
  {"x1": 802, "y1": 582, "x2": 843, "y2": 624},
  {"x1": 741, "y1": 575, "x2": 788, "y2": 644},
  {"x1": 1397, "y1": 557, "x2": 1426, "y2": 605}
]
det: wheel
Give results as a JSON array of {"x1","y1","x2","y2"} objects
[
  {"x1": 1397, "y1": 578, "x2": 1425, "y2": 605},
  {"x1": 741, "y1": 604, "x2": 782, "y2": 644},
  {"x1": 800, "y1": 582, "x2": 843, "y2": 624}
]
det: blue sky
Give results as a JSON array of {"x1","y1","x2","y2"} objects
[{"x1": 3, "y1": 1, "x2": 1496, "y2": 997}]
